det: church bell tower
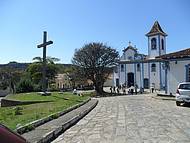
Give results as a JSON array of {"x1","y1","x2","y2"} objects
[{"x1": 146, "y1": 21, "x2": 167, "y2": 58}]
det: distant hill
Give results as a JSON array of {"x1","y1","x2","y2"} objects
[
  {"x1": 56, "y1": 63, "x2": 73, "y2": 68},
  {"x1": 0, "y1": 62, "x2": 30, "y2": 70},
  {"x1": 0, "y1": 62, "x2": 73, "y2": 71}
]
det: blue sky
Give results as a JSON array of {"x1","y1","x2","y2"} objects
[{"x1": 0, "y1": 0, "x2": 189, "y2": 64}]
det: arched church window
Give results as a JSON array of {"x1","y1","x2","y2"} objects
[
  {"x1": 137, "y1": 63, "x2": 140, "y2": 71},
  {"x1": 151, "y1": 63, "x2": 156, "y2": 72},
  {"x1": 151, "y1": 38, "x2": 157, "y2": 50},
  {"x1": 161, "y1": 39, "x2": 164, "y2": 50}
]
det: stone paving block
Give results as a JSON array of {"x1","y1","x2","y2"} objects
[
  {"x1": 52, "y1": 95, "x2": 190, "y2": 143},
  {"x1": 116, "y1": 127, "x2": 125, "y2": 136}
]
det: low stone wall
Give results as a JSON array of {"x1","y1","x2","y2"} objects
[
  {"x1": 37, "y1": 99, "x2": 98, "y2": 143},
  {"x1": 16, "y1": 98, "x2": 91, "y2": 134},
  {"x1": 1, "y1": 99, "x2": 51, "y2": 107}
]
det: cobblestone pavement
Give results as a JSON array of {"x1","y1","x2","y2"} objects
[{"x1": 53, "y1": 94, "x2": 190, "y2": 143}]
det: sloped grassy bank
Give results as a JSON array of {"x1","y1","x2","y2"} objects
[{"x1": 0, "y1": 92, "x2": 90, "y2": 129}]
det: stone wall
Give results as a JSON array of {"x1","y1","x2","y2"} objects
[{"x1": 1, "y1": 99, "x2": 51, "y2": 107}]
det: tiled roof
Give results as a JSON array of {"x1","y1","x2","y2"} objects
[
  {"x1": 156, "y1": 48, "x2": 190, "y2": 59},
  {"x1": 146, "y1": 21, "x2": 167, "y2": 37},
  {"x1": 118, "y1": 58, "x2": 165, "y2": 64}
]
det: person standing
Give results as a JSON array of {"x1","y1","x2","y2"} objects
[
  {"x1": 151, "y1": 83, "x2": 155, "y2": 93},
  {"x1": 135, "y1": 84, "x2": 138, "y2": 95},
  {"x1": 130, "y1": 85, "x2": 134, "y2": 95},
  {"x1": 122, "y1": 87, "x2": 126, "y2": 95},
  {"x1": 113, "y1": 86, "x2": 116, "y2": 94},
  {"x1": 117, "y1": 87, "x2": 120, "y2": 94},
  {"x1": 110, "y1": 86, "x2": 113, "y2": 94}
]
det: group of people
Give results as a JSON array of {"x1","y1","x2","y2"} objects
[
  {"x1": 110, "y1": 83, "x2": 156, "y2": 95},
  {"x1": 110, "y1": 85, "x2": 126, "y2": 95},
  {"x1": 110, "y1": 84, "x2": 138, "y2": 95}
]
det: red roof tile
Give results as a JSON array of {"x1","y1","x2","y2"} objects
[{"x1": 156, "y1": 48, "x2": 190, "y2": 59}]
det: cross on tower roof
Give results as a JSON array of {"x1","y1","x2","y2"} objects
[{"x1": 128, "y1": 41, "x2": 131, "y2": 46}]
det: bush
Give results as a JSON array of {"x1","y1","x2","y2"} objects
[
  {"x1": 33, "y1": 84, "x2": 42, "y2": 92},
  {"x1": 14, "y1": 106, "x2": 23, "y2": 115},
  {"x1": 48, "y1": 84, "x2": 59, "y2": 92},
  {"x1": 16, "y1": 78, "x2": 34, "y2": 93},
  {"x1": 51, "y1": 114, "x2": 59, "y2": 119},
  {"x1": 25, "y1": 124, "x2": 35, "y2": 132}
]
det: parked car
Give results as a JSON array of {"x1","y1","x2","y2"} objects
[
  {"x1": 176, "y1": 82, "x2": 190, "y2": 106},
  {"x1": 0, "y1": 124, "x2": 28, "y2": 143}
]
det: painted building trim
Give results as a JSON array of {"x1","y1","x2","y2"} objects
[
  {"x1": 142, "y1": 63, "x2": 144, "y2": 89},
  {"x1": 159, "y1": 62, "x2": 162, "y2": 89},
  {"x1": 134, "y1": 63, "x2": 136, "y2": 84},
  {"x1": 185, "y1": 65, "x2": 188, "y2": 82},
  {"x1": 148, "y1": 37, "x2": 150, "y2": 58},
  {"x1": 125, "y1": 64, "x2": 126, "y2": 84},
  {"x1": 124, "y1": 52, "x2": 127, "y2": 85},
  {"x1": 164, "y1": 62, "x2": 168, "y2": 94},
  {"x1": 158, "y1": 34, "x2": 161, "y2": 56},
  {"x1": 148, "y1": 62, "x2": 150, "y2": 88},
  {"x1": 158, "y1": 34, "x2": 162, "y2": 89}
]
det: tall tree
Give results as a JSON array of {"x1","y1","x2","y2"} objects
[
  {"x1": 0, "y1": 67, "x2": 22, "y2": 93},
  {"x1": 27, "y1": 56, "x2": 60, "y2": 89},
  {"x1": 64, "y1": 66, "x2": 88, "y2": 89},
  {"x1": 72, "y1": 42, "x2": 119, "y2": 95}
]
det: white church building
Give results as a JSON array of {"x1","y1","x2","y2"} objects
[{"x1": 113, "y1": 21, "x2": 190, "y2": 95}]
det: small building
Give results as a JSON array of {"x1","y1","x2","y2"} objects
[
  {"x1": 55, "y1": 73, "x2": 93, "y2": 90},
  {"x1": 55, "y1": 73, "x2": 72, "y2": 89}
]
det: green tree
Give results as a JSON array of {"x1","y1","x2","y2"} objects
[
  {"x1": 27, "y1": 56, "x2": 60, "y2": 90},
  {"x1": 0, "y1": 67, "x2": 22, "y2": 93},
  {"x1": 16, "y1": 77, "x2": 34, "y2": 93},
  {"x1": 72, "y1": 42, "x2": 119, "y2": 95},
  {"x1": 64, "y1": 66, "x2": 88, "y2": 89}
]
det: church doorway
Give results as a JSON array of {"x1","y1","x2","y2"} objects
[
  {"x1": 144, "y1": 78, "x2": 149, "y2": 89},
  {"x1": 127, "y1": 72, "x2": 134, "y2": 87}
]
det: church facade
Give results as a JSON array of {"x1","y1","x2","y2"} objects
[{"x1": 113, "y1": 21, "x2": 190, "y2": 95}]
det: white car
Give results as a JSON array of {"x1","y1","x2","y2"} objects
[{"x1": 176, "y1": 82, "x2": 190, "y2": 106}]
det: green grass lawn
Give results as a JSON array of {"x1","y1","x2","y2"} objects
[{"x1": 0, "y1": 92, "x2": 90, "y2": 130}]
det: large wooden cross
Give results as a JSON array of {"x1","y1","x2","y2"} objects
[{"x1": 37, "y1": 31, "x2": 53, "y2": 93}]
